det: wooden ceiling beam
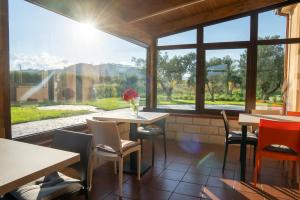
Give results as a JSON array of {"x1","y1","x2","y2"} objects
[
  {"x1": 127, "y1": 0, "x2": 206, "y2": 24},
  {"x1": 151, "y1": 0, "x2": 287, "y2": 37}
]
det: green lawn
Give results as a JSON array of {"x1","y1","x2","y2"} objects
[
  {"x1": 11, "y1": 106, "x2": 91, "y2": 124},
  {"x1": 11, "y1": 97, "x2": 282, "y2": 125},
  {"x1": 84, "y1": 97, "x2": 146, "y2": 110}
]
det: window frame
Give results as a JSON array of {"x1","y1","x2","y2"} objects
[{"x1": 149, "y1": 1, "x2": 300, "y2": 116}]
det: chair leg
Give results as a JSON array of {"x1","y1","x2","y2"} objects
[
  {"x1": 140, "y1": 138, "x2": 143, "y2": 155},
  {"x1": 254, "y1": 154, "x2": 260, "y2": 186},
  {"x1": 137, "y1": 148, "x2": 141, "y2": 180},
  {"x1": 84, "y1": 189, "x2": 91, "y2": 200},
  {"x1": 114, "y1": 161, "x2": 117, "y2": 174},
  {"x1": 152, "y1": 139, "x2": 155, "y2": 166},
  {"x1": 162, "y1": 133, "x2": 167, "y2": 160},
  {"x1": 222, "y1": 143, "x2": 228, "y2": 173},
  {"x1": 253, "y1": 144, "x2": 257, "y2": 167},
  {"x1": 298, "y1": 161, "x2": 300, "y2": 192},
  {"x1": 118, "y1": 157, "x2": 123, "y2": 197}
]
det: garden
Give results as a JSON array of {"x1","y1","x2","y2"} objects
[{"x1": 10, "y1": 36, "x2": 283, "y2": 124}]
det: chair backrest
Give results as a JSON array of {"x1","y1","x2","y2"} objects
[
  {"x1": 258, "y1": 119, "x2": 300, "y2": 154},
  {"x1": 220, "y1": 110, "x2": 230, "y2": 141},
  {"x1": 287, "y1": 111, "x2": 300, "y2": 116},
  {"x1": 251, "y1": 109, "x2": 281, "y2": 115},
  {"x1": 52, "y1": 129, "x2": 93, "y2": 188},
  {"x1": 86, "y1": 119, "x2": 122, "y2": 153}
]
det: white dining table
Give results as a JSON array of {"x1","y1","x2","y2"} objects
[
  {"x1": 0, "y1": 138, "x2": 80, "y2": 196},
  {"x1": 94, "y1": 111, "x2": 170, "y2": 175},
  {"x1": 238, "y1": 113, "x2": 300, "y2": 181}
]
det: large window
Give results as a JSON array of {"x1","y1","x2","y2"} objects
[
  {"x1": 9, "y1": 0, "x2": 146, "y2": 138},
  {"x1": 158, "y1": 30, "x2": 197, "y2": 46},
  {"x1": 204, "y1": 16, "x2": 250, "y2": 43},
  {"x1": 205, "y1": 49, "x2": 246, "y2": 111},
  {"x1": 156, "y1": 49, "x2": 196, "y2": 110},
  {"x1": 154, "y1": 2, "x2": 300, "y2": 115},
  {"x1": 258, "y1": 10, "x2": 287, "y2": 40}
]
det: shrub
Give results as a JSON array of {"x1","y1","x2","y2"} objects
[
  {"x1": 95, "y1": 84, "x2": 118, "y2": 98},
  {"x1": 61, "y1": 88, "x2": 75, "y2": 101}
]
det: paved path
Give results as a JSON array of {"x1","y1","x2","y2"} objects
[
  {"x1": 38, "y1": 105, "x2": 99, "y2": 112},
  {"x1": 12, "y1": 108, "x2": 135, "y2": 138}
]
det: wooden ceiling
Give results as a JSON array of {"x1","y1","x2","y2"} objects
[{"x1": 27, "y1": 0, "x2": 288, "y2": 47}]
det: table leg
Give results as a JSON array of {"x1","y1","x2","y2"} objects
[
  {"x1": 123, "y1": 123, "x2": 151, "y2": 175},
  {"x1": 129, "y1": 123, "x2": 137, "y2": 170},
  {"x1": 240, "y1": 125, "x2": 247, "y2": 181}
]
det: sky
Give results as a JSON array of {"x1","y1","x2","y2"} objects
[{"x1": 9, "y1": 0, "x2": 286, "y2": 70}]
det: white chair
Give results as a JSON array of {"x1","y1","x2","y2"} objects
[{"x1": 86, "y1": 119, "x2": 141, "y2": 197}]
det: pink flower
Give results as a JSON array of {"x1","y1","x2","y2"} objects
[{"x1": 122, "y1": 88, "x2": 138, "y2": 102}]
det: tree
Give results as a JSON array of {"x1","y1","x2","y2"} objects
[
  {"x1": 205, "y1": 57, "x2": 223, "y2": 102},
  {"x1": 222, "y1": 55, "x2": 237, "y2": 95},
  {"x1": 157, "y1": 52, "x2": 195, "y2": 101},
  {"x1": 115, "y1": 74, "x2": 139, "y2": 96},
  {"x1": 239, "y1": 35, "x2": 284, "y2": 100}
]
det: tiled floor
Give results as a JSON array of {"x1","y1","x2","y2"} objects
[{"x1": 87, "y1": 139, "x2": 299, "y2": 200}]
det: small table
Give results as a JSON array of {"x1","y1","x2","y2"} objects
[
  {"x1": 94, "y1": 111, "x2": 170, "y2": 175},
  {"x1": 0, "y1": 138, "x2": 80, "y2": 196},
  {"x1": 238, "y1": 113, "x2": 300, "y2": 181}
]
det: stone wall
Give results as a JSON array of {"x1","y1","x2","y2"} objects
[
  {"x1": 165, "y1": 115, "x2": 240, "y2": 144},
  {"x1": 96, "y1": 115, "x2": 239, "y2": 146},
  {"x1": 90, "y1": 115, "x2": 240, "y2": 168}
]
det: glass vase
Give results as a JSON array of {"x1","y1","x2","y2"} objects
[{"x1": 129, "y1": 97, "x2": 140, "y2": 117}]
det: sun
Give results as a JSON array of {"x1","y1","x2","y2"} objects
[{"x1": 76, "y1": 22, "x2": 98, "y2": 42}]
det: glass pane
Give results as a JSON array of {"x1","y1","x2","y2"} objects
[
  {"x1": 256, "y1": 44, "x2": 285, "y2": 111},
  {"x1": 258, "y1": 3, "x2": 300, "y2": 40},
  {"x1": 157, "y1": 49, "x2": 196, "y2": 110},
  {"x1": 9, "y1": 0, "x2": 146, "y2": 138},
  {"x1": 204, "y1": 16, "x2": 250, "y2": 43},
  {"x1": 157, "y1": 29, "x2": 197, "y2": 46},
  {"x1": 205, "y1": 49, "x2": 247, "y2": 111}
]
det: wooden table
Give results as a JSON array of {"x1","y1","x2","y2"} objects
[
  {"x1": 0, "y1": 138, "x2": 80, "y2": 196},
  {"x1": 238, "y1": 113, "x2": 300, "y2": 181},
  {"x1": 94, "y1": 111, "x2": 170, "y2": 175}
]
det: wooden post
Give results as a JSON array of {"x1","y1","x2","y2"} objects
[
  {"x1": 146, "y1": 39, "x2": 157, "y2": 109},
  {"x1": 0, "y1": 0, "x2": 11, "y2": 138}
]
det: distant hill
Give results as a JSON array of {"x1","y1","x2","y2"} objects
[
  {"x1": 10, "y1": 63, "x2": 145, "y2": 78},
  {"x1": 95, "y1": 63, "x2": 144, "y2": 78}
]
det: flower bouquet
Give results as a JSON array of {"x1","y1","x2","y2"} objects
[{"x1": 122, "y1": 88, "x2": 140, "y2": 117}]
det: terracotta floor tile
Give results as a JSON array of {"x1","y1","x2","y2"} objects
[
  {"x1": 174, "y1": 182, "x2": 203, "y2": 198},
  {"x1": 188, "y1": 166, "x2": 211, "y2": 176},
  {"x1": 206, "y1": 177, "x2": 234, "y2": 189},
  {"x1": 103, "y1": 193, "x2": 131, "y2": 200},
  {"x1": 78, "y1": 140, "x2": 299, "y2": 200},
  {"x1": 167, "y1": 162, "x2": 190, "y2": 172},
  {"x1": 233, "y1": 180, "x2": 262, "y2": 193},
  {"x1": 159, "y1": 169, "x2": 185, "y2": 181},
  {"x1": 210, "y1": 168, "x2": 235, "y2": 179},
  {"x1": 172, "y1": 157, "x2": 193, "y2": 165},
  {"x1": 182, "y1": 173, "x2": 209, "y2": 185},
  {"x1": 169, "y1": 193, "x2": 201, "y2": 200},
  {"x1": 143, "y1": 176, "x2": 179, "y2": 191},
  {"x1": 261, "y1": 184, "x2": 300, "y2": 200},
  {"x1": 201, "y1": 186, "x2": 234, "y2": 200},
  {"x1": 153, "y1": 160, "x2": 170, "y2": 169},
  {"x1": 233, "y1": 191, "x2": 265, "y2": 200}
]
